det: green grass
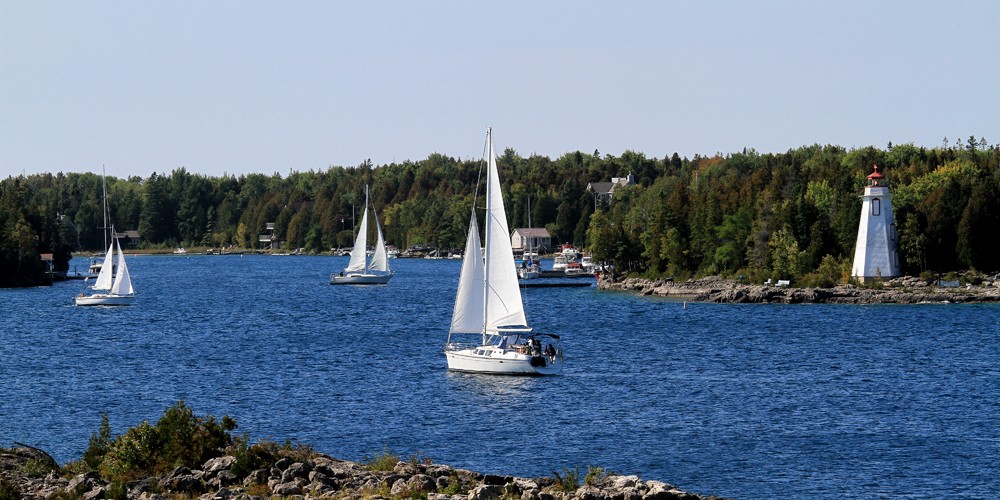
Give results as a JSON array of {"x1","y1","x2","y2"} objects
[{"x1": 363, "y1": 448, "x2": 400, "y2": 472}]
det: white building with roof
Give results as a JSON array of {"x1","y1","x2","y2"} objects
[
  {"x1": 852, "y1": 165, "x2": 901, "y2": 281},
  {"x1": 511, "y1": 228, "x2": 551, "y2": 254},
  {"x1": 587, "y1": 173, "x2": 636, "y2": 207}
]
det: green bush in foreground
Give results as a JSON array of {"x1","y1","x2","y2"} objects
[{"x1": 78, "y1": 401, "x2": 236, "y2": 482}]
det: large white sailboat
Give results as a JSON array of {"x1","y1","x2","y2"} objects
[
  {"x1": 445, "y1": 128, "x2": 562, "y2": 375},
  {"x1": 330, "y1": 185, "x2": 393, "y2": 285},
  {"x1": 75, "y1": 235, "x2": 136, "y2": 306}
]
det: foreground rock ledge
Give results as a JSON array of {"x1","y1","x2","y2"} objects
[
  {"x1": 0, "y1": 445, "x2": 725, "y2": 500},
  {"x1": 598, "y1": 275, "x2": 1000, "y2": 304}
]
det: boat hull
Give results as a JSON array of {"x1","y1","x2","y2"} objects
[
  {"x1": 74, "y1": 294, "x2": 135, "y2": 306},
  {"x1": 445, "y1": 347, "x2": 562, "y2": 375},
  {"x1": 330, "y1": 272, "x2": 393, "y2": 285}
]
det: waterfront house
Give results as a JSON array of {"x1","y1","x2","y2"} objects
[
  {"x1": 587, "y1": 173, "x2": 636, "y2": 207},
  {"x1": 511, "y1": 228, "x2": 551, "y2": 254}
]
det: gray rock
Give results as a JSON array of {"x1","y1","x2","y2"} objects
[
  {"x1": 514, "y1": 477, "x2": 541, "y2": 490},
  {"x1": 469, "y1": 484, "x2": 503, "y2": 500},
  {"x1": 82, "y1": 486, "x2": 106, "y2": 500},
  {"x1": 288, "y1": 461, "x2": 312, "y2": 478},
  {"x1": 390, "y1": 477, "x2": 410, "y2": 496},
  {"x1": 272, "y1": 481, "x2": 302, "y2": 496},
  {"x1": 435, "y1": 475, "x2": 454, "y2": 491},
  {"x1": 165, "y1": 473, "x2": 202, "y2": 493},
  {"x1": 206, "y1": 486, "x2": 235, "y2": 499},
  {"x1": 408, "y1": 473, "x2": 438, "y2": 492},
  {"x1": 482, "y1": 474, "x2": 512, "y2": 486},
  {"x1": 609, "y1": 475, "x2": 640, "y2": 490},
  {"x1": 66, "y1": 472, "x2": 99, "y2": 494},
  {"x1": 281, "y1": 462, "x2": 312, "y2": 482},
  {"x1": 243, "y1": 468, "x2": 268, "y2": 485},
  {"x1": 574, "y1": 485, "x2": 608, "y2": 500},
  {"x1": 424, "y1": 464, "x2": 456, "y2": 477},
  {"x1": 215, "y1": 470, "x2": 237, "y2": 487},
  {"x1": 309, "y1": 470, "x2": 337, "y2": 487},
  {"x1": 203, "y1": 455, "x2": 236, "y2": 475},
  {"x1": 274, "y1": 457, "x2": 293, "y2": 471},
  {"x1": 643, "y1": 480, "x2": 687, "y2": 500}
]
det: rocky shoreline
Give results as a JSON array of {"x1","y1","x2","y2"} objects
[
  {"x1": 1, "y1": 444, "x2": 722, "y2": 500},
  {"x1": 597, "y1": 275, "x2": 1000, "y2": 304}
]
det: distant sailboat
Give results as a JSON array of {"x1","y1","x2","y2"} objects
[
  {"x1": 75, "y1": 236, "x2": 136, "y2": 306},
  {"x1": 444, "y1": 128, "x2": 562, "y2": 375},
  {"x1": 330, "y1": 185, "x2": 393, "y2": 285},
  {"x1": 518, "y1": 196, "x2": 540, "y2": 280},
  {"x1": 75, "y1": 171, "x2": 136, "y2": 306}
]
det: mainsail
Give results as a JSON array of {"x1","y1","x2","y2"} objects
[
  {"x1": 483, "y1": 132, "x2": 527, "y2": 332},
  {"x1": 345, "y1": 195, "x2": 370, "y2": 274}
]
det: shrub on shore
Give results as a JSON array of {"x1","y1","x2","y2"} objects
[{"x1": 69, "y1": 400, "x2": 236, "y2": 482}]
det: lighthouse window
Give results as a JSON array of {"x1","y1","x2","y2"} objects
[
  {"x1": 890, "y1": 223, "x2": 896, "y2": 241},
  {"x1": 872, "y1": 198, "x2": 881, "y2": 216}
]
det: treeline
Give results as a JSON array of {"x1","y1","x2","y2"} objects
[
  {"x1": 589, "y1": 138, "x2": 1000, "y2": 284},
  {"x1": 2, "y1": 136, "x2": 999, "y2": 287}
]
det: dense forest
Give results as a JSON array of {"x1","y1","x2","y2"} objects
[{"x1": 2, "y1": 136, "x2": 998, "y2": 287}]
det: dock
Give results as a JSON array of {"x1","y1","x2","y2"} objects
[
  {"x1": 538, "y1": 270, "x2": 596, "y2": 279},
  {"x1": 519, "y1": 280, "x2": 593, "y2": 288}
]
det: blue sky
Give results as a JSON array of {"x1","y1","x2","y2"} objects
[{"x1": 2, "y1": 1, "x2": 997, "y2": 179}]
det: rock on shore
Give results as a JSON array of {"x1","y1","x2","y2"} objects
[
  {"x1": 0, "y1": 445, "x2": 724, "y2": 500},
  {"x1": 597, "y1": 275, "x2": 1000, "y2": 304}
]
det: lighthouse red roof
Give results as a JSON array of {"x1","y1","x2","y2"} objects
[{"x1": 867, "y1": 164, "x2": 885, "y2": 180}]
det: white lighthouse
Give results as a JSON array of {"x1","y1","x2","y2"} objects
[{"x1": 852, "y1": 164, "x2": 901, "y2": 281}]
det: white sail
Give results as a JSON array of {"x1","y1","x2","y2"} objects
[
  {"x1": 110, "y1": 239, "x2": 133, "y2": 295},
  {"x1": 345, "y1": 193, "x2": 369, "y2": 273},
  {"x1": 92, "y1": 243, "x2": 114, "y2": 291},
  {"x1": 484, "y1": 131, "x2": 527, "y2": 331},
  {"x1": 450, "y1": 211, "x2": 486, "y2": 335},
  {"x1": 369, "y1": 197, "x2": 389, "y2": 273}
]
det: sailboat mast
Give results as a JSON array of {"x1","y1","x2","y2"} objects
[
  {"x1": 481, "y1": 128, "x2": 492, "y2": 345},
  {"x1": 527, "y1": 195, "x2": 532, "y2": 254},
  {"x1": 364, "y1": 185, "x2": 371, "y2": 272},
  {"x1": 101, "y1": 165, "x2": 109, "y2": 250}
]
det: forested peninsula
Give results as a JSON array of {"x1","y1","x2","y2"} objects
[{"x1": 3, "y1": 138, "x2": 999, "y2": 288}]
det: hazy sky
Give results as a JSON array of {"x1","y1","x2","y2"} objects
[{"x1": 2, "y1": 1, "x2": 998, "y2": 180}]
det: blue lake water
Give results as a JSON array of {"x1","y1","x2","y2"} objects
[{"x1": 2, "y1": 255, "x2": 998, "y2": 498}]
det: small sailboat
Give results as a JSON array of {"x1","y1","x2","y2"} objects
[
  {"x1": 518, "y1": 197, "x2": 540, "y2": 280},
  {"x1": 330, "y1": 185, "x2": 394, "y2": 285},
  {"x1": 445, "y1": 128, "x2": 562, "y2": 375},
  {"x1": 75, "y1": 233, "x2": 136, "y2": 306}
]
